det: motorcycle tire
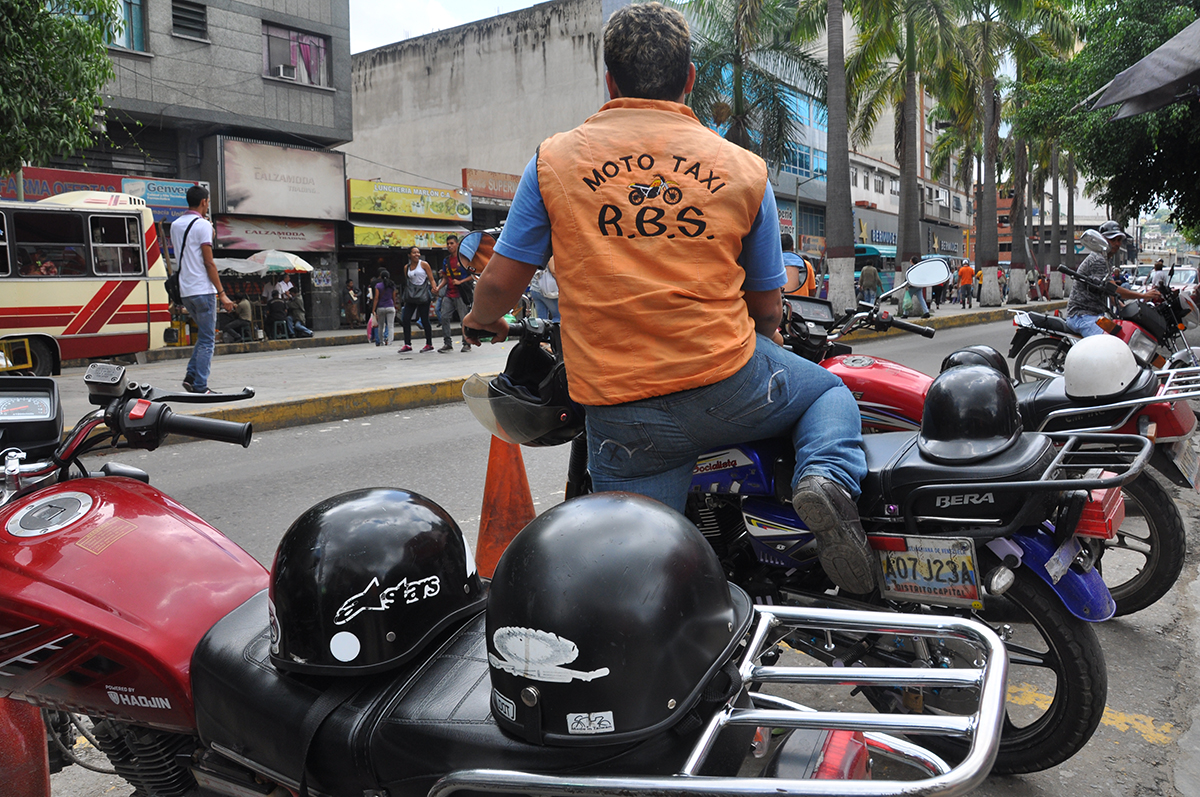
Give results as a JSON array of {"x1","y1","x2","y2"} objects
[
  {"x1": 1013, "y1": 337, "x2": 1071, "y2": 383},
  {"x1": 1103, "y1": 472, "x2": 1187, "y2": 616},
  {"x1": 854, "y1": 553, "x2": 1106, "y2": 775}
]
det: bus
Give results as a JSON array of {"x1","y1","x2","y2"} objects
[{"x1": 0, "y1": 191, "x2": 171, "y2": 375}]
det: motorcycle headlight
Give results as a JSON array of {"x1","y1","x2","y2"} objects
[{"x1": 1127, "y1": 329, "x2": 1157, "y2": 366}]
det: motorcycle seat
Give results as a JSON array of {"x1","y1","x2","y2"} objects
[
  {"x1": 857, "y1": 431, "x2": 1057, "y2": 529},
  {"x1": 192, "y1": 591, "x2": 747, "y2": 797},
  {"x1": 1014, "y1": 368, "x2": 1158, "y2": 431},
  {"x1": 1025, "y1": 312, "x2": 1075, "y2": 335}
]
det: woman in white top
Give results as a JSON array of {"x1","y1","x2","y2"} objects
[{"x1": 399, "y1": 246, "x2": 437, "y2": 352}]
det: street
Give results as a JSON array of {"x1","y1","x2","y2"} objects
[{"x1": 48, "y1": 320, "x2": 1200, "y2": 796}]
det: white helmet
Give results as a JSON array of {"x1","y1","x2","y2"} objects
[{"x1": 1064, "y1": 335, "x2": 1139, "y2": 399}]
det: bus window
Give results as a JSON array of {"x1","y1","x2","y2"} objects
[
  {"x1": 0, "y1": 214, "x2": 8, "y2": 276},
  {"x1": 91, "y1": 215, "x2": 145, "y2": 275},
  {"x1": 14, "y1": 211, "x2": 85, "y2": 278}
]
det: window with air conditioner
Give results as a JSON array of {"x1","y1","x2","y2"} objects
[
  {"x1": 263, "y1": 24, "x2": 330, "y2": 87},
  {"x1": 172, "y1": 0, "x2": 207, "y2": 40}
]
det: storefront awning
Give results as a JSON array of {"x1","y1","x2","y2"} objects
[{"x1": 348, "y1": 220, "x2": 470, "y2": 249}]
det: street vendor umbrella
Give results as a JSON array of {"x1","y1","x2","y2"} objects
[
  {"x1": 1092, "y1": 19, "x2": 1200, "y2": 119},
  {"x1": 244, "y1": 249, "x2": 315, "y2": 272}
]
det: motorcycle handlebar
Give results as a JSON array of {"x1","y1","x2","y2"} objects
[
  {"x1": 160, "y1": 407, "x2": 252, "y2": 448},
  {"x1": 889, "y1": 316, "x2": 937, "y2": 338}
]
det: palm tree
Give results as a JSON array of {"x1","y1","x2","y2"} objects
[
  {"x1": 956, "y1": 0, "x2": 1073, "y2": 286},
  {"x1": 683, "y1": 0, "x2": 828, "y2": 168},
  {"x1": 847, "y1": 0, "x2": 963, "y2": 274}
]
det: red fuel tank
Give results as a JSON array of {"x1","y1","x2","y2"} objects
[
  {"x1": 0, "y1": 477, "x2": 267, "y2": 732},
  {"x1": 823, "y1": 354, "x2": 932, "y2": 432}
]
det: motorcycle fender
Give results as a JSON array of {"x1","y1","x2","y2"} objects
[
  {"x1": 1009, "y1": 327, "x2": 1036, "y2": 359},
  {"x1": 1151, "y1": 441, "x2": 1200, "y2": 489},
  {"x1": 1011, "y1": 529, "x2": 1116, "y2": 623}
]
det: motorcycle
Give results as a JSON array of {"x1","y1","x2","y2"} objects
[
  {"x1": 459, "y1": 251, "x2": 1153, "y2": 775},
  {"x1": 782, "y1": 283, "x2": 1200, "y2": 618},
  {"x1": 1009, "y1": 262, "x2": 1200, "y2": 381},
  {"x1": 0, "y1": 366, "x2": 1011, "y2": 797}
]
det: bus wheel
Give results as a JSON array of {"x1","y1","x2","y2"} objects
[{"x1": 26, "y1": 339, "x2": 54, "y2": 376}]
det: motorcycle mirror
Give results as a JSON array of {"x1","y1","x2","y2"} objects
[
  {"x1": 907, "y1": 258, "x2": 953, "y2": 288},
  {"x1": 1080, "y1": 229, "x2": 1109, "y2": 254},
  {"x1": 458, "y1": 230, "x2": 497, "y2": 272}
]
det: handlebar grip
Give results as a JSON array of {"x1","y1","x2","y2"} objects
[
  {"x1": 889, "y1": 317, "x2": 937, "y2": 338},
  {"x1": 162, "y1": 408, "x2": 252, "y2": 448},
  {"x1": 1056, "y1": 264, "x2": 1078, "y2": 277},
  {"x1": 463, "y1": 326, "x2": 496, "y2": 342}
]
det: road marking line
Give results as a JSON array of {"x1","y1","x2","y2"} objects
[{"x1": 1007, "y1": 682, "x2": 1176, "y2": 744}]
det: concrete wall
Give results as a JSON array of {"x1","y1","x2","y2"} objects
[
  {"x1": 105, "y1": 0, "x2": 352, "y2": 148},
  {"x1": 344, "y1": 0, "x2": 627, "y2": 186}
]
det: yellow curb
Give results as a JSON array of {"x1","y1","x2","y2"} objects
[
  {"x1": 185, "y1": 375, "x2": 498, "y2": 433},
  {"x1": 845, "y1": 301, "x2": 1067, "y2": 342}
]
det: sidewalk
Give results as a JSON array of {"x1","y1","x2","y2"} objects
[{"x1": 52, "y1": 297, "x2": 1066, "y2": 435}]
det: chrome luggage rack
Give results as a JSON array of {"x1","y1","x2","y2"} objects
[
  {"x1": 429, "y1": 605, "x2": 1007, "y2": 797},
  {"x1": 1032, "y1": 365, "x2": 1200, "y2": 433}
]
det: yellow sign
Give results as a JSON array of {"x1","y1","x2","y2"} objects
[
  {"x1": 352, "y1": 226, "x2": 459, "y2": 248},
  {"x1": 347, "y1": 179, "x2": 471, "y2": 221}
]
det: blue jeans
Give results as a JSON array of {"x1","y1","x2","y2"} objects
[
  {"x1": 583, "y1": 335, "x2": 867, "y2": 514},
  {"x1": 182, "y1": 293, "x2": 217, "y2": 391},
  {"x1": 860, "y1": 289, "x2": 878, "y2": 306},
  {"x1": 1066, "y1": 314, "x2": 1106, "y2": 337},
  {"x1": 532, "y1": 290, "x2": 560, "y2": 321}
]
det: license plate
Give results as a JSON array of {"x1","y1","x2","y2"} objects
[
  {"x1": 870, "y1": 535, "x2": 981, "y2": 608},
  {"x1": 1170, "y1": 438, "x2": 1200, "y2": 491}
]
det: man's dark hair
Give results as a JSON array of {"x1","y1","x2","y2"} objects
[
  {"x1": 186, "y1": 185, "x2": 210, "y2": 209},
  {"x1": 604, "y1": 3, "x2": 691, "y2": 101},
  {"x1": 910, "y1": 255, "x2": 920, "y2": 265},
  {"x1": 780, "y1": 233, "x2": 795, "y2": 252},
  {"x1": 446, "y1": 234, "x2": 458, "y2": 243}
]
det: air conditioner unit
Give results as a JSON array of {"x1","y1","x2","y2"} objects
[{"x1": 272, "y1": 64, "x2": 297, "y2": 80}]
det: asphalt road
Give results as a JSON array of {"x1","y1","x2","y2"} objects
[{"x1": 45, "y1": 320, "x2": 1200, "y2": 795}]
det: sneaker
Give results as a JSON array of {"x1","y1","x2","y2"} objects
[
  {"x1": 182, "y1": 378, "x2": 194, "y2": 392},
  {"x1": 922, "y1": 312, "x2": 930, "y2": 319},
  {"x1": 398, "y1": 345, "x2": 412, "y2": 352},
  {"x1": 421, "y1": 344, "x2": 435, "y2": 352},
  {"x1": 438, "y1": 343, "x2": 454, "y2": 353},
  {"x1": 461, "y1": 343, "x2": 472, "y2": 352},
  {"x1": 792, "y1": 476, "x2": 878, "y2": 594}
]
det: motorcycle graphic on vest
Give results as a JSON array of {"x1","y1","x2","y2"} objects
[{"x1": 628, "y1": 174, "x2": 682, "y2": 205}]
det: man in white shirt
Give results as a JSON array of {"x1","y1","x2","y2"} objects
[
  {"x1": 1149, "y1": 260, "x2": 1170, "y2": 292},
  {"x1": 170, "y1": 186, "x2": 234, "y2": 394}
]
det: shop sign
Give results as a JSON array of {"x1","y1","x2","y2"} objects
[
  {"x1": 352, "y1": 226, "x2": 460, "y2": 248},
  {"x1": 462, "y1": 168, "x2": 520, "y2": 200},
  {"x1": 800, "y1": 235, "x2": 826, "y2": 260},
  {"x1": 348, "y1": 179, "x2": 471, "y2": 221},
  {"x1": 220, "y1": 138, "x2": 347, "y2": 221},
  {"x1": 870, "y1": 229, "x2": 897, "y2": 245},
  {"x1": 777, "y1": 203, "x2": 794, "y2": 228},
  {"x1": 215, "y1": 216, "x2": 337, "y2": 251},
  {"x1": 0, "y1": 167, "x2": 203, "y2": 223}
]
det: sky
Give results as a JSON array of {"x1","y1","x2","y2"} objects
[{"x1": 350, "y1": 0, "x2": 544, "y2": 53}]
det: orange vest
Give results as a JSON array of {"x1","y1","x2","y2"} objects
[{"x1": 537, "y1": 98, "x2": 769, "y2": 405}]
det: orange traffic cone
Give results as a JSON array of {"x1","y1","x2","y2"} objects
[{"x1": 476, "y1": 435, "x2": 536, "y2": 579}]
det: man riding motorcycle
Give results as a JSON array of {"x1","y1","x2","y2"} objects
[
  {"x1": 1067, "y1": 220, "x2": 1160, "y2": 336},
  {"x1": 462, "y1": 2, "x2": 874, "y2": 594}
]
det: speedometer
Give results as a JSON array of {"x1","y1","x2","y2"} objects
[{"x1": 0, "y1": 395, "x2": 53, "y2": 420}]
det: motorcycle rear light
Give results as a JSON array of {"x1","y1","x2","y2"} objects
[
  {"x1": 1138, "y1": 416, "x2": 1158, "y2": 441},
  {"x1": 813, "y1": 729, "x2": 871, "y2": 780},
  {"x1": 1076, "y1": 480, "x2": 1125, "y2": 539}
]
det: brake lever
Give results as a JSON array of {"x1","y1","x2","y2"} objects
[{"x1": 138, "y1": 386, "x2": 256, "y2": 404}]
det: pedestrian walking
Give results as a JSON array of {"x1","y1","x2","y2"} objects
[
  {"x1": 372, "y1": 269, "x2": 396, "y2": 346},
  {"x1": 400, "y1": 247, "x2": 435, "y2": 352},
  {"x1": 958, "y1": 261, "x2": 975, "y2": 309},
  {"x1": 437, "y1": 235, "x2": 475, "y2": 352},
  {"x1": 171, "y1": 185, "x2": 234, "y2": 394}
]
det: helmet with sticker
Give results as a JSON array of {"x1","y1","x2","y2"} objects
[
  {"x1": 485, "y1": 492, "x2": 753, "y2": 746},
  {"x1": 268, "y1": 488, "x2": 485, "y2": 676}
]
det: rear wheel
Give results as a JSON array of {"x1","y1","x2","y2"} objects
[
  {"x1": 1013, "y1": 337, "x2": 1070, "y2": 382},
  {"x1": 1102, "y1": 473, "x2": 1187, "y2": 616},
  {"x1": 27, "y1": 339, "x2": 55, "y2": 376}
]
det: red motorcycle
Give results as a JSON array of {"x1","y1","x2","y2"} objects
[{"x1": 0, "y1": 366, "x2": 1009, "y2": 796}]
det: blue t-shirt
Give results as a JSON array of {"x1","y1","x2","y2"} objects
[{"x1": 494, "y1": 155, "x2": 786, "y2": 292}]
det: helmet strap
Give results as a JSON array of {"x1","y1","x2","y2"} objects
[{"x1": 672, "y1": 658, "x2": 743, "y2": 736}]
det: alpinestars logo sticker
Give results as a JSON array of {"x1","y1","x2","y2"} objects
[
  {"x1": 489, "y1": 627, "x2": 610, "y2": 683},
  {"x1": 334, "y1": 575, "x2": 441, "y2": 625}
]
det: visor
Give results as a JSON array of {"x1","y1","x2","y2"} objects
[{"x1": 462, "y1": 373, "x2": 569, "y2": 445}]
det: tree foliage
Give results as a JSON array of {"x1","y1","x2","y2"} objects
[
  {"x1": 1018, "y1": 0, "x2": 1200, "y2": 228},
  {"x1": 0, "y1": 0, "x2": 119, "y2": 176}
]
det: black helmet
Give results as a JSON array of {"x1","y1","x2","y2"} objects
[
  {"x1": 462, "y1": 322, "x2": 584, "y2": 447},
  {"x1": 486, "y1": 493, "x2": 753, "y2": 746},
  {"x1": 268, "y1": 488, "x2": 485, "y2": 676},
  {"x1": 1099, "y1": 220, "x2": 1129, "y2": 241},
  {"x1": 918, "y1": 366, "x2": 1022, "y2": 464},
  {"x1": 940, "y1": 345, "x2": 1011, "y2": 381}
]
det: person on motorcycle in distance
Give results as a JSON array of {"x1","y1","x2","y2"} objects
[
  {"x1": 1066, "y1": 221, "x2": 1161, "y2": 337},
  {"x1": 462, "y1": 2, "x2": 875, "y2": 594}
]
